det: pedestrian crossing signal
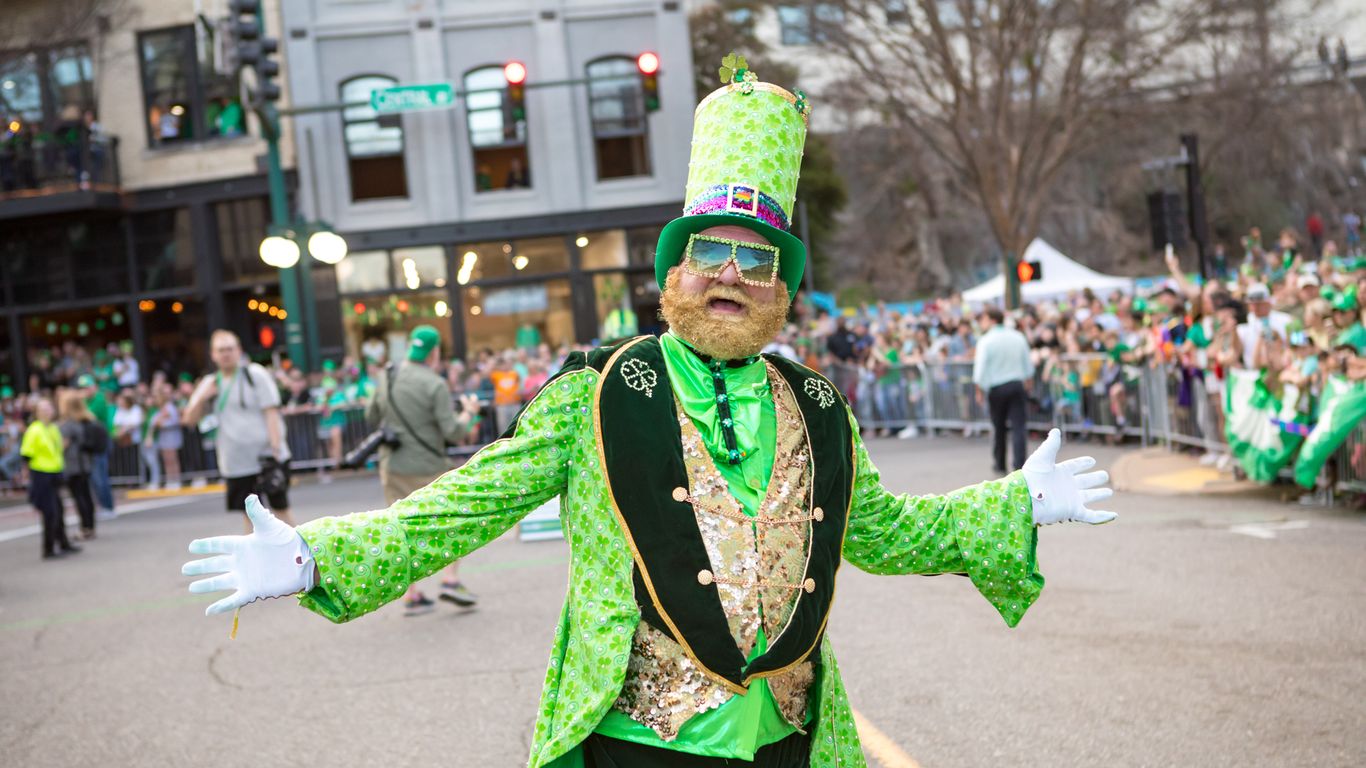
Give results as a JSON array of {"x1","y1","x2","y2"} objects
[{"x1": 1017, "y1": 260, "x2": 1042, "y2": 283}]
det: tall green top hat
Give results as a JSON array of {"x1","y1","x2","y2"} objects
[{"x1": 656, "y1": 54, "x2": 811, "y2": 300}]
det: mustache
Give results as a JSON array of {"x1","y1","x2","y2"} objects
[{"x1": 703, "y1": 285, "x2": 753, "y2": 307}]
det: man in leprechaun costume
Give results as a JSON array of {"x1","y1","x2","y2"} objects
[{"x1": 182, "y1": 60, "x2": 1116, "y2": 767}]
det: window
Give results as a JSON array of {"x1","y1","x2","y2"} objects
[
  {"x1": 777, "y1": 3, "x2": 844, "y2": 45},
  {"x1": 593, "y1": 272, "x2": 662, "y2": 341},
  {"x1": 215, "y1": 197, "x2": 276, "y2": 284},
  {"x1": 0, "y1": 44, "x2": 109, "y2": 191},
  {"x1": 335, "y1": 250, "x2": 392, "y2": 294},
  {"x1": 0, "y1": 52, "x2": 45, "y2": 126},
  {"x1": 392, "y1": 246, "x2": 447, "y2": 290},
  {"x1": 586, "y1": 57, "x2": 651, "y2": 180},
  {"x1": 578, "y1": 230, "x2": 628, "y2": 270},
  {"x1": 455, "y1": 237, "x2": 570, "y2": 284},
  {"x1": 341, "y1": 290, "x2": 450, "y2": 364},
  {"x1": 133, "y1": 208, "x2": 195, "y2": 291},
  {"x1": 463, "y1": 279, "x2": 574, "y2": 353},
  {"x1": 340, "y1": 75, "x2": 409, "y2": 201},
  {"x1": 464, "y1": 65, "x2": 530, "y2": 193},
  {"x1": 138, "y1": 25, "x2": 241, "y2": 147},
  {"x1": 47, "y1": 45, "x2": 95, "y2": 120}
]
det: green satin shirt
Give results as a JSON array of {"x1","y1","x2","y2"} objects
[{"x1": 592, "y1": 333, "x2": 795, "y2": 758}]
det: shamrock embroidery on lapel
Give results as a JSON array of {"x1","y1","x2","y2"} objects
[
  {"x1": 804, "y1": 378, "x2": 836, "y2": 408},
  {"x1": 620, "y1": 358, "x2": 658, "y2": 398}
]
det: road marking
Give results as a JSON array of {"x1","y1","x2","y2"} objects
[
  {"x1": 0, "y1": 497, "x2": 200, "y2": 543},
  {"x1": 852, "y1": 708, "x2": 923, "y2": 768},
  {"x1": 1146, "y1": 467, "x2": 1221, "y2": 492},
  {"x1": 125, "y1": 483, "x2": 224, "y2": 500},
  {"x1": 1229, "y1": 519, "x2": 1310, "y2": 539}
]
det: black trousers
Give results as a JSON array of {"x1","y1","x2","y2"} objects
[
  {"x1": 987, "y1": 380, "x2": 1028, "y2": 472},
  {"x1": 30, "y1": 470, "x2": 70, "y2": 555},
  {"x1": 583, "y1": 731, "x2": 811, "y2": 768},
  {"x1": 66, "y1": 472, "x2": 95, "y2": 532}
]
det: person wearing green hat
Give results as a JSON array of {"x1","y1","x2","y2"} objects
[
  {"x1": 183, "y1": 57, "x2": 1116, "y2": 768},
  {"x1": 1327, "y1": 285, "x2": 1366, "y2": 353},
  {"x1": 365, "y1": 325, "x2": 481, "y2": 614}
]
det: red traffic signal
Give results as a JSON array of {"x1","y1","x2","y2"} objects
[
  {"x1": 637, "y1": 52, "x2": 661, "y2": 113},
  {"x1": 503, "y1": 60, "x2": 527, "y2": 85}
]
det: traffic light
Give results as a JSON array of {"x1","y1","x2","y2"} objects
[
  {"x1": 637, "y1": 52, "x2": 660, "y2": 112},
  {"x1": 503, "y1": 60, "x2": 527, "y2": 125},
  {"x1": 1017, "y1": 260, "x2": 1043, "y2": 283},
  {"x1": 1146, "y1": 190, "x2": 1187, "y2": 252},
  {"x1": 229, "y1": 0, "x2": 281, "y2": 108}
]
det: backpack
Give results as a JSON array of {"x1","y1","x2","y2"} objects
[{"x1": 80, "y1": 420, "x2": 110, "y2": 455}]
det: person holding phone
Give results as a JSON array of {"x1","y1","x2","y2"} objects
[{"x1": 1236, "y1": 283, "x2": 1292, "y2": 370}]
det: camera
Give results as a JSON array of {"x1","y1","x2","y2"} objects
[{"x1": 341, "y1": 426, "x2": 401, "y2": 469}]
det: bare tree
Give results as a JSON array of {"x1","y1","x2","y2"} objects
[{"x1": 806, "y1": 0, "x2": 1260, "y2": 302}]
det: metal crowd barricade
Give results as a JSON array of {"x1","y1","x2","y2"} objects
[
  {"x1": 107, "y1": 401, "x2": 503, "y2": 487},
  {"x1": 1136, "y1": 363, "x2": 1232, "y2": 454},
  {"x1": 901, "y1": 354, "x2": 1144, "y2": 441},
  {"x1": 1329, "y1": 423, "x2": 1366, "y2": 495}
]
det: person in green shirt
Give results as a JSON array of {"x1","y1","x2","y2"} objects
[
  {"x1": 22, "y1": 398, "x2": 79, "y2": 560},
  {"x1": 183, "y1": 60, "x2": 1116, "y2": 768},
  {"x1": 78, "y1": 374, "x2": 116, "y2": 515},
  {"x1": 1328, "y1": 286, "x2": 1366, "y2": 353}
]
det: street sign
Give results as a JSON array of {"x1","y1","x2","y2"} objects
[{"x1": 371, "y1": 83, "x2": 456, "y2": 113}]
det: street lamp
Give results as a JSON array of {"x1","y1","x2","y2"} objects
[
  {"x1": 308, "y1": 230, "x2": 348, "y2": 264},
  {"x1": 259, "y1": 235, "x2": 300, "y2": 268},
  {"x1": 257, "y1": 223, "x2": 347, "y2": 370}
]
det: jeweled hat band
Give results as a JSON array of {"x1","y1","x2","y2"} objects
[{"x1": 683, "y1": 183, "x2": 790, "y2": 231}]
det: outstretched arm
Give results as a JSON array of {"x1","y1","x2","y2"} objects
[
  {"x1": 183, "y1": 359, "x2": 596, "y2": 623},
  {"x1": 842, "y1": 425, "x2": 1112, "y2": 627}
]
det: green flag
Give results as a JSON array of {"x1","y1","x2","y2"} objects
[
  {"x1": 1224, "y1": 369, "x2": 1305, "y2": 483},
  {"x1": 1294, "y1": 375, "x2": 1366, "y2": 488}
]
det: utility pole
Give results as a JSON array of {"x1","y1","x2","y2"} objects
[
  {"x1": 1005, "y1": 252, "x2": 1021, "y2": 309},
  {"x1": 1181, "y1": 134, "x2": 1210, "y2": 283},
  {"x1": 230, "y1": 0, "x2": 312, "y2": 370}
]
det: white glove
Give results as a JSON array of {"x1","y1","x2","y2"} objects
[
  {"x1": 1021, "y1": 429, "x2": 1116, "y2": 526},
  {"x1": 182, "y1": 494, "x2": 316, "y2": 616}
]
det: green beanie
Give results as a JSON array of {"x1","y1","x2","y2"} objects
[{"x1": 407, "y1": 325, "x2": 441, "y2": 362}]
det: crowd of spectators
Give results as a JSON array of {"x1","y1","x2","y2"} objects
[{"x1": 6, "y1": 213, "x2": 1366, "y2": 496}]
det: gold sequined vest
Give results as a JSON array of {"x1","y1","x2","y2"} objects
[
  {"x1": 589, "y1": 336, "x2": 855, "y2": 742},
  {"x1": 612, "y1": 364, "x2": 820, "y2": 740}
]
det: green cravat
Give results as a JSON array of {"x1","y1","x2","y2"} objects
[{"x1": 592, "y1": 332, "x2": 797, "y2": 758}]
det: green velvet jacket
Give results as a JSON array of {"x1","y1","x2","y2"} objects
[{"x1": 295, "y1": 338, "x2": 1043, "y2": 767}]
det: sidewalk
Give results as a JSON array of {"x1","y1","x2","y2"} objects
[{"x1": 1110, "y1": 447, "x2": 1276, "y2": 498}]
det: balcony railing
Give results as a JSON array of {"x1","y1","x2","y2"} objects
[{"x1": 0, "y1": 127, "x2": 120, "y2": 197}]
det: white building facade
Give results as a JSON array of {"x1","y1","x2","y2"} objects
[{"x1": 280, "y1": 0, "x2": 697, "y2": 358}]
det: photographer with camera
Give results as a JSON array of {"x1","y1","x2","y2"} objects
[
  {"x1": 185, "y1": 330, "x2": 293, "y2": 533},
  {"x1": 368, "y1": 325, "x2": 479, "y2": 615}
]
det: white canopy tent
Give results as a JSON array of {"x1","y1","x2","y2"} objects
[{"x1": 961, "y1": 238, "x2": 1134, "y2": 304}]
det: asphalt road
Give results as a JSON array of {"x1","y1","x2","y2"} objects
[{"x1": 1, "y1": 436, "x2": 1363, "y2": 767}]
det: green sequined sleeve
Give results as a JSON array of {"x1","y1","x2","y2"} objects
[
  {"x1": 841, "y1": 412, "x2": 1043, "y2": 627},
  {"x1": 295, "y1": 367, "x2": 597, "y2": 623}
]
